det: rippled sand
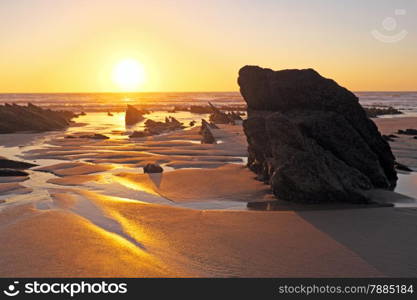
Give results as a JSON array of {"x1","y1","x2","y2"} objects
[{"x1": 0, "y1": 112, "x2": 417, "y2": 277}]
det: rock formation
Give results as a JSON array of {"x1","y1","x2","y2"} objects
[
  {"x1": 208, "y1": 102, "x2": 235, "y2": 124},
  {"x1": 125, "y1": 105, "x2": 146, "y2": 125},
  {"x1": 200, "y1": 120, "x2": 216, "y2": 144},
  {"x1": 144, "y1": 117, "x2": 184, "y2": 135},
  {"x1": 239, "y1": 65, "x2": 397, "y2": 203},
  {"x1": 129, "y1": 117, "x2": 185, "y2": 138},
  {"x1": 0, "y1": 103, "x2": 75, "y2": 134}
]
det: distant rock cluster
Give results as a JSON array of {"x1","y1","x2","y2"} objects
[
  {"x1": 364, "y1": 106, "x2": 402, "y2": 118},
  {"x1": 239, "y1": 65, "x2": 398, "y2": 203},
  {"x1": 129, "y1": 116, "x2": 185, "y2": 138},
  {"x1": 0, "y1": 103, "x2": 75, "y2": 134}
]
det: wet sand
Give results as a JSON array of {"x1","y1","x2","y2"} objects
[{"x1": 0, "y1": 113, "x2": 416, "y2": 277}]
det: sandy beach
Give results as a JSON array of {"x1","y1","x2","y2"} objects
[{"x1": 0, "y1": 111, "x2": 416, "y2": 277}]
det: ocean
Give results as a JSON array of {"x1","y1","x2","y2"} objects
[{"x1": 1, "y1": 92, "x2": 417, "y2": 116}]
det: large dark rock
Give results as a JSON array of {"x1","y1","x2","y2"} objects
[
  {"x1": 239, "y1": 65, "x2": 397, "y2": 203},
  {"x1": 125, "y1": 105, "x2": 146, "y2": 125},
  {"x1": 0, "y1": 103, "x2": 75, "y2": 134}
]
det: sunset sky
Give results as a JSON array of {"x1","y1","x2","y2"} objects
[{"x1": 0, "y1": 0, "x2": 416, "y2": 92}]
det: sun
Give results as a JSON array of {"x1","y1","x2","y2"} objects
[{"x1": 112, "y1": 59, "x2": 145, "y2": 91}]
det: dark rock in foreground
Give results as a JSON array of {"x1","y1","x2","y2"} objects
[
  {"x1": 125, "y1": 105, "x2": 146, "y2": 125},
  {"x1": 239, "y1": 65, "x2": 397, "y2": 203},
  {"x1": 143, "y1": 163, "x2": 163, "y2": 173},
  {"x1": 0, "y1": 169, "x2": 29, "y2": 177},
  {"x1": 0, "y1": 157, "x2": 37, "y2": 169},
  {"x1": 0, "y1": 103, "x2": 75, "y2": 134}
]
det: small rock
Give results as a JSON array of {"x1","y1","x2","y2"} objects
[
  {"x1": 143, "y1": 163, "x2": 163, "y2": 173},
  {"x1": 189, "y1": 120, "x2": 196, "y2": 126}
]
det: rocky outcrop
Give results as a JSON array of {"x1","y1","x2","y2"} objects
[
  {"x1": 144, "y1": 117, "x2": 184, "y2": 135},
  {"x1": 0, "y1": 103, "x2": 75, "y2": 134},
  {"x1": 208, "y1": 102, "x2": 235, "y2": 125},
  {"x1": 125, "y1": 105, "x2": 146, "y2": 125},
  {"x1": 200, "y1": 123, "x2": 216, "y2": 144},
  {"x1": 239, "y1": 65, "x2": 397, "y2": 203},
  {"x1": 129, "y1": 117, "x2": 185, "y2": 138}
]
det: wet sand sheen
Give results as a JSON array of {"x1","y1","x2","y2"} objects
[{"x1": 0, "y1": 113, "x2": 417, "y2": 277}]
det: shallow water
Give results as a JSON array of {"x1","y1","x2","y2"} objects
[{"x1": 1, "y1": 112, "x2": 417, "y2": 211}]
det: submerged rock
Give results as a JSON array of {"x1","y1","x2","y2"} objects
[
  {"x1": 143, "y1": 163, "x2": 163, "y2": 173},
  {"x1": 125, "y1": 105, "x2": 146, "y2": 125},
  {"x1": 239, "y1": 65, "x2": 397, "y2": 203},
  {"x1": 0, "y1": 103, "x2": 75, "y2": 134}
]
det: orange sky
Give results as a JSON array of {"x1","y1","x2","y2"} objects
[{"x1": 0, "y1": 0, "x2": 416, "y2": 92}]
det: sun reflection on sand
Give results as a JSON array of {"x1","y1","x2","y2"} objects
[{"x1": 112, "y1": 175, "x2": 160, "y2": 196}]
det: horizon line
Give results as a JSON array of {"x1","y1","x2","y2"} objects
[{"x1": 1, "y1": 90, "x2": 417, "y2": 94}]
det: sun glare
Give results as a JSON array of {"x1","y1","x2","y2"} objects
[{"x1": 112, "y1": 59, "x2": 145, "y2": 91}]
